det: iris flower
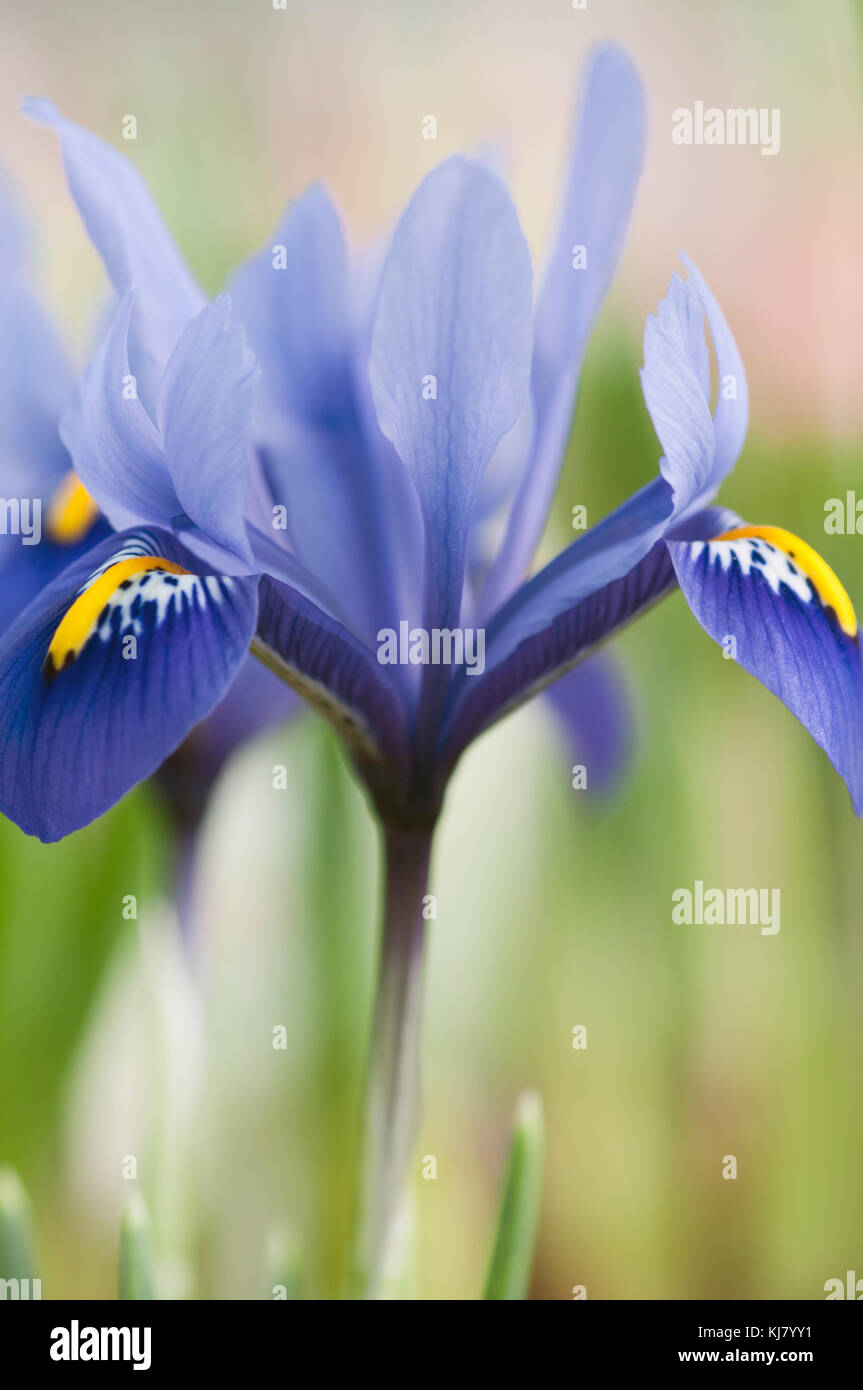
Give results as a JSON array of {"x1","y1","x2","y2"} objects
[
  {"x1": 0, "y1": 173, "x2": 295, "y2": 855},
  {"x1": 2, "y1": 44, "x2": 860, "y2": 1293}
]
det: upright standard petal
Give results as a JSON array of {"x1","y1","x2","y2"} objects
[
  {"x1": 484, "y1": 43, "x2": 646, "y2": 609},
  {"x1": 23, "y1": 99, "x2": 205, "y2": 405},
  {"x1": 158, "y1": 296, "x2": 258, "y2": 566},
  {"x1": 229, "y1": 183, "x2": 354, "y2": 432},
  {"x1": 639, "y1": 274, "x2": 714, "y2": 509},
  {"x1": 0, "y1": 529, "x2": 258, "y2": 841},
  {"x1": 369, "y1": 156, "x2": 533, "y2": 634},
  {"x1": 60, "y1": 291, "x2": 177, "y2": 533},
  {"x1": 679, "y1": 252, "x2": 748, "y2": 491},
  {"x1": 231, "y1": 188, "x2": 409, "y2": 645},
  {"x1": 669, "y1": 525, "x2": 863, "y2": 814}
]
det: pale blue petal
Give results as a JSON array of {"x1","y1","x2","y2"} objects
[
  {"x1": 639, "y1": 273, "x2": 715, "y2": 511},
  {"x1": 482, "y1": 43, "x2": 645, "y2": 609},
  {"x1": 157, "y1": 296, "x2": 257, "y2": 566},
  {"x1": 230, "y1": 187, "x2": 412, "y2": 646},
  {"x1": 60, "y1": 291, "x2": 177, "y2": 531},
  {"x1": 229, "y1": 183, "x2": 353, "y2": 431},
  {"x1": 23, "y1": 98, "x2": 205, "y2": 407},
  {"x1": 680, "y1": 251, "x2": 749, "y2": 490},
  {"x1": 369, "y1": 156, "x2": 533, "y2": 634}
]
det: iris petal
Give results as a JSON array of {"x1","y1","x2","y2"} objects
[
  {"x1": 640, "y1": 273, "x2": 715, "y2": 510},
  {"x1": 369, "y1": 156, "x2": 533, "y2": 636},
  {"x1": 23, "y1": 98, "x2": 204, "y2": 408},
  {"x1": 255, "y1": 576, "x2": 411, "y2": 796},
  {"x1": 442, "y1": 502, "x2": 734, "y2": 771},
  {"x1": 441, "y1": 538, "x2": 677, "y2": 774},
  {"x1": 231, "y1": 186, "x2": 416, "y2": 644},
  {"x1": 229, "y1": 183, "x2": 354, "y2": 432},
  {"x1": 679, "y1": 252, "x2": 749, "y2": 490},
  {"x1": 60, "y1": 290, "x2": 177, "y2": 532},
  {"x1": 0, "y1": 528, "x2": 258, "y2": 841},
  {"x1": 158, "y1": 296, "x2": 258, "y2": 566},
  {"x1": 484, "y1": 43, "x2": 646, "y2": 609},
  {"x1": 668, "y1": 526, "x2": 863, "y2": 814}
]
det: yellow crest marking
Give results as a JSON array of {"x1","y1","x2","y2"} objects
[
  {"x1": 715, "y1": 525, "x2": 858, "y2": 638},
  {"x1": 46, "y1": 471, "x2": 100, "y2": 545},
  {"x1": 45, "y1": 556, "x2": 191, "y2": 676}
]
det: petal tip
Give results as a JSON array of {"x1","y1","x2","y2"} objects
[{"x1": 21, "y1": 97, "x2": 60, "y2": 128}]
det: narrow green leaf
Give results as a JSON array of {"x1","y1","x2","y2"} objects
[
  {"x1": 264, "y1": 1224, "x2": 302, "y2": 1300},
  {"x1": 119, "y1": 1191, "x2": 155, "y2": 1300},
  {"x1": 483, "y1": 1090, "x2": 545, "y2": 1300},
  {"x1": 0, "y1": 1167, "x2": 34, "y2": 1281}
]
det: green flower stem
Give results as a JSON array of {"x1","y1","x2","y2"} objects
[{"x1": 350, "y1": 824, "x2": 432, "y2": 1299}]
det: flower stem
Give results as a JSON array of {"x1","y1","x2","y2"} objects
[{"x1": 350, "y1": 823, "x2": 432, "y2": 1298}]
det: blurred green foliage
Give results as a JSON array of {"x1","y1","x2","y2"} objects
[{"x1": 0, "y1": 789, "x2": 167, "y2": 1181}]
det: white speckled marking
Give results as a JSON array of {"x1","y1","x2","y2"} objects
[
  {"x1": 79, "y1": 540, "x2": 234, "y2": 650},
  {"x1": 699, "y1": 536, "x2": 814, "y2": 608}
]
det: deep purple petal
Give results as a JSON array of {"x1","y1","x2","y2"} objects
[
  {"x1": 0, "y1": 528, "x2": 258, "y2": 841},
  {"x1": 482, "y1": 476, "x2": 674, "y2": 675},
  {"x1": 441, "y1": 538, "x2": 676, "y2": 774},
  {"x1": 255, "y1": 575, "x2": 410, "y2": 795},
  {"x1": 669, "y1": 527, "x2": 863, "y2": 815}
]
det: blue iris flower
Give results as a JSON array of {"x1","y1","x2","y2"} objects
[{"x1": 1, "y1": 43, "x2": 860, "y2": 845}]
